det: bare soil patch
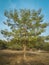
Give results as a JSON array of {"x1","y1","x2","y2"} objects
[{"x1": 0, "y1": 50, "x2": 49, "y2": 65}]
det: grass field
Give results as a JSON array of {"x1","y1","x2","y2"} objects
[{"x1": 0, "y1": 50, "x2": 49, "y2": 65}]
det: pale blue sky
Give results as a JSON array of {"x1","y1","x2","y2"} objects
[{"x1": 0, "y1": 0, "x2": 49, "y2": 40}]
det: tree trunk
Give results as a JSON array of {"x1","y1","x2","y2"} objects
[{"x1": 23, "y1": 44, "x2": 26, "y2": 60}]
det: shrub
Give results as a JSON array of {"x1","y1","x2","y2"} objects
[{"x1": 43, "y1": 43, "x2": 49, "y2": 51}]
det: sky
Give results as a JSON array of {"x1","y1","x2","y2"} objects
[{"x1": 0, "y1": 0, "x2": 49, "y2": 40}]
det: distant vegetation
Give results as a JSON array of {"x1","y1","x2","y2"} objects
[
  {"x1": 0, "y1": 39, "x2": 49, "y2": 51},
  {"x1": 0, "y1": 40, "x2": 7, "y2": 49}
]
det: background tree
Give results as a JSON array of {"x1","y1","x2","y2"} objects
[
  {"x1": 0, "y1": 40, "x2": 7, "y2": 49},
  {"x1": 1, "y1": 9, "x2": 49, "y2": 59}
]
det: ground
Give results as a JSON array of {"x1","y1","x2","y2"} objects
[{"x1": 0, "y1": 50, "x2": 49, "y2": 65}]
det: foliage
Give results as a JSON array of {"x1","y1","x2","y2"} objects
[
  {"x1": 7, "y1": 39, "x2": 23, "y2": 50},
  {"x1": 1, "y1": 9, "x2": 49, "y2": 50},
  {"x1": 0, "y1": 40, "x2": 7, "y2": 49},
  {"x1": 43, "y1": 42, "x2": 49, "y2": 51}
]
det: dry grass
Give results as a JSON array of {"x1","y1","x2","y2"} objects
[{"x1": 0, "y1": 50, "x2": 49, "y2": 65}]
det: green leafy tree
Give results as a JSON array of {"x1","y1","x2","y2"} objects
[
  {"x1": 1, "y1": 9, "x2": 49, "y2": 59},
  {"x1": 0, "y1": 40, "x2": 7, "y2": 49}
]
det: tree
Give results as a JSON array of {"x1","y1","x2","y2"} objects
[
  {"x1": 1, "y1": 9, "x2": 49, "y2": 59},
  {"x1": 0, "y1": 40, "x2": 7, "y2": 49}
]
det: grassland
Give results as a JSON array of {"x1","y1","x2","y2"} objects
[{"x1": 0, "y1": 50, "x2": 49, "y2": 65}]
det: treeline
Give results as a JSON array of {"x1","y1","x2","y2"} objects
[
  {"x1": 0, "y1": 40, "x2": 7, "y2": 49},
  {"x1": 0, "y1": 39, "x2": 49, "y2": 51}
]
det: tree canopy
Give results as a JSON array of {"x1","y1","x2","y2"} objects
[{"x1": 1, "y1": 9, "x2": 49, "y2": 50}]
